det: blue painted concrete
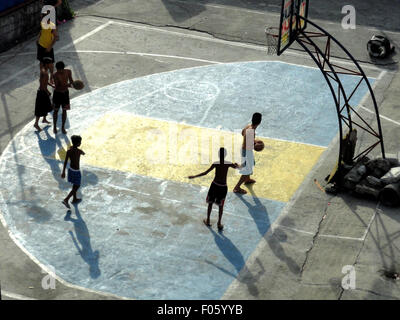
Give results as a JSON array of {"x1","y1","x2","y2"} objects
[
  {"x1": 0, "y1": 61, "x2": 374, "y2": 299},
  {"x1": 73, "y1": 61, "x2": 374, "y2": 147}
]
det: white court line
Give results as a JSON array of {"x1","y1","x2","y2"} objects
[
  {"x1": 0, "y1": 20, "x2": 132, "y2": 301},
  {"x1": 275, "y1": 224, "x2": 363, "y2": 241},
  {"x1": 1, "y1": 290, "x2": 37, "y2": 300},
  {"x1": 0, "y1": 50, "x2": 222, "y2": 65},
  {"x1": 105, "y1": 182, "x2": 258, "y2": 222},
  {"x1": 0, "y1": 17, "x2": 389, "y2": 298},
  {"x1": 3, "y1": 48, "x2": 371, "y2": 81},
  {"x1": 360, "y1": 106, "x2": 400, "y2": 127},
  {"x1": 0, "y1": 193, "x2": 131, "y2": 300},
  {"x1": 357, "y1": 70, "x2": 386, "y2": 107},
  {"x1": 110, "y1": 88, "x2": 162, "y2": 113},
  {"x1": 273, "y1": 224, "x2": 314, "y2": 236},
  {"x1": 0, "y1": 21, "x2": 112, "y2": 88},
  {"x1": 367, "y1": 28, "x2": 400, "y2": 36},
  {"x1": 105, "y1": 20, "x2": 383, "y2": 72},
  {"x1": 106, "y1": 180, "x2": 371, "y2": 240},
  {"x1": 166, "y1": 0, "x2": 274, "y2": 16},
  {"x1": 96, "y1": 110, "x2": 327, "y2": 149},
  {"x1": 275, "y1": 200, "x2": 381, "y2": 242},
  {"x1": 355, "y1": 70, "x2": 399, "y2": 127},
  {"x1": 3, "y1": 47, "x2": 384, "y2": 135}
]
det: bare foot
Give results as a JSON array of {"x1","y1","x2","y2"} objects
[
  {"x1": 244, "y1": 179, "x2": 256, "y2": 185},
  {"x1": 42, "y1": 119, "x2": 51, "y2": 124},
  {"x1": 62, "y1": 199, "x2": 71, "y2": 209},
  {"x1": 62, "y1": 128, "x2": 67, "y2": 134},
  {"x1": 233, "y1": 188, "x2": 247, "y2": 194},
  {"x1": 72, "y1": 198, "x2": 82, "y2": 204},
  {"x1": 34, "y1": 124, "x2": 42, "y2": 132},
  {"x1": 218, "y1": 224, "x2": 224, "y2": 231},
  {"x1": 203, "y1": 219, "x2": 212, "y2": 227},
  {"x1": 53, "y1": 127, "x2": 58, "y2": 134}
]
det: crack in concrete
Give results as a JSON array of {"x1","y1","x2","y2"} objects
[
  {"x1": 337, "y1": 205, "x2": 379, "y2": 300},
  {"x1": 75, "y1": 12, "x2": 398, "y2": 67},
  {"x1": 76, "y1": 13, "x2": 253, "y2": 45},
  {"x1": 299, "y1": 197, "x2": 331, "y2": 277}
]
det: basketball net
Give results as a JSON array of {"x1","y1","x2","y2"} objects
[{"x1": 265, "y1": 27, "x2": 279, "y2": 55}]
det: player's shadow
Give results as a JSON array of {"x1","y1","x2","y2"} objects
[
  {"x1": 64, "y1": 204, "x2": 101, "y2": 279},
  {"x1": 35, "y1": 126, "x2": 70, "y2": 190},
  {"x1": 235, "y1": 188, "x2": 301, "y2": 276},
  {"x1": 35, "y1": 126, "x2": 99, "y2": 189},
  {"x1": 204, "y1": 227, "x2": 263, "y2": 297}
]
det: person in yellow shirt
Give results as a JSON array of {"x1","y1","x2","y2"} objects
[{"x1": 36, "y1": 13, "x2": 58, "y2": 84}]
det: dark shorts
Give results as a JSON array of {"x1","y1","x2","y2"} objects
[
  {"x1": 53, "y1": 90, "x2": 70, "y2": 110},
  {"x1": 206, "y1": 181, "x2": 228, "y2": 207},
  {"x1": 68, "y1": 168, "x2": 81, "y2": 186},
  {"x1": 35, "y1": 90, "x2": 53, "y2": 117},
  {"x1": 36, "y1": 43, "x2": 55, "y2": 63}
]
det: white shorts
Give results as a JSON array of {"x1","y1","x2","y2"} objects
[{"x1": 239, "y1": 148, "x2": 255, "y2": 176}]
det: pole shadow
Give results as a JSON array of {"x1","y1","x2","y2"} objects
[
  {"x1": 235, "y1": 187, "x2": 301, "y2": 275},
  {"x1": 204, "y1": 226, "x2": 263, "y2": 297}
]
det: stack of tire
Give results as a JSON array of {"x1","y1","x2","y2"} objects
[{"x1": 343, "y1": 153, "x2": 400, "y2": 207}]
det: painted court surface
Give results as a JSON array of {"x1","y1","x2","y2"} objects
[{"x1": 0, "y1": 61, "x2": 373, "y2": 299}]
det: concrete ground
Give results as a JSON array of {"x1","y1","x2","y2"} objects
[{"x1": 0, "y1": 0, "x2": 400, "y2": 300}]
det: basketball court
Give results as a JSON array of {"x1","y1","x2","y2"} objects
[{"x1": 0, "y1": 0, "x2": 399, "y2": 300}]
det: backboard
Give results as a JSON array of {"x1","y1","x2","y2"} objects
[{"x1": 277, "y1": 0, "x2": 309, "y2": 55}]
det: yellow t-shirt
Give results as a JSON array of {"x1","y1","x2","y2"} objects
[{"x1": 38, "y1": 22, "x2": 56, "y2": 49}]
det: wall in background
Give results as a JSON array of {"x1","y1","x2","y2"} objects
[{"x1": 0, "y1": 0, "x2": 41, "y2": 53}]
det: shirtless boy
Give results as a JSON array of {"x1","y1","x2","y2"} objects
[
  {"x1": 53, "y1": 61, "x2": 74, "y2": 134},
  {"x1": 34, "y1": 57, "x2": 54, "y2": 131},
  {"x1": 233, "y1": 112, "x2": 262, "y2": 194},
  {"x1": 61, "y1": 135, "x2": 85, "y2": 209},
  {"x1": 188, "y1": 147, "x2": 239, "y2": 230}
]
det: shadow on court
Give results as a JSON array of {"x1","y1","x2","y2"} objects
[
  {"x1": 35, "y1": 126, "x2": 71, "y2": 190},
  {"x1": 236, "y1": 187, "x2": 301, "y2": 276},
  {"x1": 64, "y1": 204, "x2": 101, "y2": 279},
  {"x1": 35, "y1": 126, "x2": 99, "y2": 189},
  {"x1": 205, "y1": 227, "x2": 265, "y2": 297}
]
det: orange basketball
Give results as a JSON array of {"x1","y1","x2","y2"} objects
[
  {"x1": 72, "y1": 80, "x2": 84, "y2": 90},
  {"x1": 254, "y1": 140, "x2": 264, "y2": 152}
]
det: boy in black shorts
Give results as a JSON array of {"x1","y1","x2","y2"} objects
[
  {"x1": 34, "y1": 57, "x2": 54, "y2": 131},
  {"x1": 53, "y1": 61, "x2": 74, "y2": 134},
  {"x1": 188, "y1": 148, "x2": 239, "y2": 230}
]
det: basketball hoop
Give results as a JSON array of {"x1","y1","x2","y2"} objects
[{"x1": 265, "y1": 27, "x2": 279, "y2": 55}]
